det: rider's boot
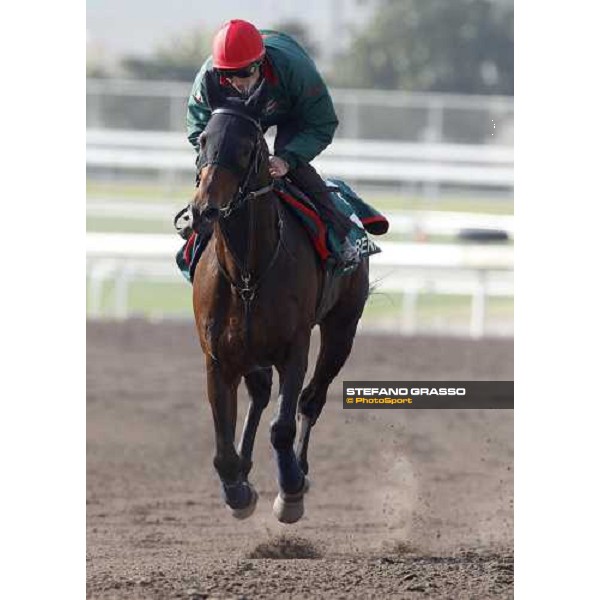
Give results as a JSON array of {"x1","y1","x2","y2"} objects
[{"x1": 339, "y1": 237, "x2": 361, "y2": 267}]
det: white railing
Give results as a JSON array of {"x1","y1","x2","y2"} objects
[
  {"x1": 86, "y1": 233, "x2": 513, "y2": 337},
  {"x1": 86, "y1": 129, "x2": 514, "y2": 162},
  {"x1": 86, "y1": 79, "x2": 514, "y2": 146},
  {"x1": 87, "y1": 128, "x2": 513, "y2": 191}
]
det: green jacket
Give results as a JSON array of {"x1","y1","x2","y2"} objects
[{"x1": 186, "y1": 30, "x2": 338, "y2": 170}]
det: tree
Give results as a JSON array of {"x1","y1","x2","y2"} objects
[
  {"x1": 87, "y1": 60, "x2": 109, "y2": 79},
  {"x1": 330, "y1": 0, "x2": 513, "y2": 95},
  {"x1": 120, "y1": 29, "x2": 211, "y2": 81},
  {"x1": 87, "y1": 34, "x2": 110, "y2": 78}
]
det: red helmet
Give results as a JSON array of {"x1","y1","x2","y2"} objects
[{"x1": 212, "y1": 20, "x2": 265, "y2": 70}]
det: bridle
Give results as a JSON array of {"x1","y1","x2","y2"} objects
[{"x1": 198, "y1": 107, "x2": 284, "y2": 339}]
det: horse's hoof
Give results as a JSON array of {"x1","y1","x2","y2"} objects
[
  {"x1": 273, "y1": 477, "x2": 310, "y2": 524},
  {"x1": 228, "y1": 483, "x2": 258, "y2": 520}
]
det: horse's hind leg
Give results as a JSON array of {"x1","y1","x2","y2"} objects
[
  {"x1": 238, "y1": 367, "x2": 273, "y2": 478},
  {"x1": 296, "y1": 309, "x2": 362, "y2": 476},
  {"x1": 206, "y1": 358, "x2": 257, "y2": 519}
]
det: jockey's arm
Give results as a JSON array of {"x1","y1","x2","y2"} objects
[
  {"x1": 186, "y1": 61, "x2": 214, "y2": 154},
  {"x1": 275, "y1": 68, "x2": 339, "y2": 170}
]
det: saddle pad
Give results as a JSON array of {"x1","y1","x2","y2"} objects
[
  {"x1": 325, "y1": 178, "x2": 389, "y2": 236},
  {"x1": 273, "y1": 179, "x2": 384, "y2": 266},
  {"x1": 175, "y1": 232, "x2": 203, "y2": 283}
]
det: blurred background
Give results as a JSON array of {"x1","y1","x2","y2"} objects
[{"x1": 86, "y1": 0, "x2": 514, "y2": 338}]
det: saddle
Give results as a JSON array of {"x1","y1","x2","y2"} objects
[{"x1": 175, "y1": 178, "x2": 389, "y2": 284}]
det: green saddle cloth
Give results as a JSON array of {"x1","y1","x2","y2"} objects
[{"x1": 322, "y1": 178, "x2": 388, "y2": 276}]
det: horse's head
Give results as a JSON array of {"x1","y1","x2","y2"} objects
[{"x1": 193, "y1": 76, "x2": 271, "y2": 223}]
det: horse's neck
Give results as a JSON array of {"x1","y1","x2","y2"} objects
[{"x1": 215, "y1": 187, "x2": 280, "y2": 277}]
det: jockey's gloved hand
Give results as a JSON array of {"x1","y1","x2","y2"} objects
[{"x1": 269, "y1": 156, "x2": 289, "y2": 178}]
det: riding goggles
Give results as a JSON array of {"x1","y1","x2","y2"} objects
[{"x1": 215, "y1": 60, "x2": 263, "y2": 80}]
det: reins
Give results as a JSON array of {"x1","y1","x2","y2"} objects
[{"x1": 206, "y1": 108, "x2": 284, "y2": 345}]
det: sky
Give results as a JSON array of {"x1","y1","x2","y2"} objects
[{"x1": 87, "y1": 0, "x2": 375, "y2": 63}]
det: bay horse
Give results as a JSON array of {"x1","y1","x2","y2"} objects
[{"x1": 191, "y1": 77, "x2": 369, "y2": 523}]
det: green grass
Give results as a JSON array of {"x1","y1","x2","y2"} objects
[
  {"x1": 364, "y1": 290, "x2": 513, "y2": 322},
  {"x1": 87, "y1": 279, "x2": 192, "y2": 317},
  {"x1": 87, "y1": 215, "x2": 513, "y2": 246},
  {"x1": 87, "y1": 279, "x2": 513, "y2": 329},
  {"x1": 87, "y1": 181, "x2": 513, "y2": 238},
  {"x1": 87, "y1": 181, "x2": 513, "y2": 215},
  {"x1": 362, "y1": 194, "x2": 513, "y2": 215}
]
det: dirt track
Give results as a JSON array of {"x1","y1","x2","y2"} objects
[{"x1": 87, "y1": 320, "x2": 513, "y2": 599}]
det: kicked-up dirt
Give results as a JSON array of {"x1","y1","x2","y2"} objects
[{"x1": 87, "y1": 320, "x2": 513, "y2": 599}]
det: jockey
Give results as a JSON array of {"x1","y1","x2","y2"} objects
[{"x1": 184, "y1": 19, "x2": 360, "y2": 266}]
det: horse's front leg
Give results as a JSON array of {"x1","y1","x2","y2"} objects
[
  {"x1": 271, "y1": 335, "x2": 311, "y2": 523},
  {"x1": 238, "y1": 367, "x2": 273, "y2": 478},
  {"x1": 206, "y1": 357, "x2": 257, "y2": 519}
]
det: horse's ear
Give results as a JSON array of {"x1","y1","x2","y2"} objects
[
  {"x1": 204, "y1": 72, "x2": 224, "y2": 109},
  {"x1": 244, "y1": 78, "x2": 268, "y2": 115}
]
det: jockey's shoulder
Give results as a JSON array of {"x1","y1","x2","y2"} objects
[
  {"x1": 259, "y1": 29, "x2": 318, "y2": 71},
  {"x1": 261, "y1": 30, "x2": 311, "y2": 58}
]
